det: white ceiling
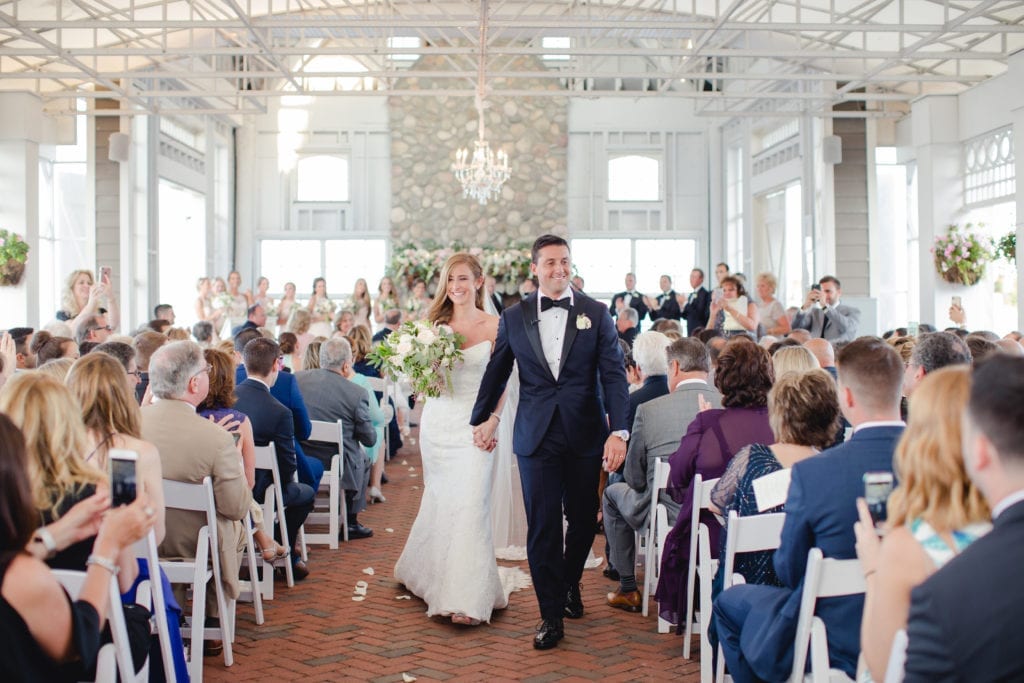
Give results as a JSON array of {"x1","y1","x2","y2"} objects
[{"x1": 1, "y1": 0, "x2": 1022, "y2": 119}]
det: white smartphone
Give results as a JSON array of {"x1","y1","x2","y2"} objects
[
  {"x1": 951, "y1": 295, "x2": 962, "y2": 309},
  {"x1": 109, "y1": 448, "x2": 138, "y2": 507},
  {"x1": 863, "y1": 471, "x2": 894, "y2": 529}
]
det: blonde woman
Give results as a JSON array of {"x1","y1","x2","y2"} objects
[
  {"x1": 374, "y1": 276, "x2": 401, "y2": 326},
  {"x1": 65, "y1": 354, "x2": 166, "y2": 544},
  {"x1": 0, "y1": 374, "x2": 139, "y2": 592},
  {"x1": 287, "y1": 308, "x2": 314, "y2": 365},
  {"x1": 194, "y1": 276, "x2": 225, "y2": 328},
  {"x1": 755, "y1": 273, "x2": 791, "y2": 337},
  {"x1": 348, "y1": 278, "x2": 372, "y2": 329},
  {"x1": 57, "y1": 269, "x2": 121, "y2": 334},
  {"x1": 771, "y1": 344, "x2": 819, "y2": 378},
  {"x1": 854, "y1": 366, "x2": 991, "y2": 682},
  {"x1": 307, "y1": 277, "x2": 336, "y2": 338}
]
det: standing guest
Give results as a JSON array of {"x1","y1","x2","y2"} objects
[
  {"x1": 485, "y1": 276, "x2": 504, "y2": 313},
  {"x1": 611, "y1": 272, "x2": 650, "y2": 323},
  {"x1": 755, "y1": 273, "x2": 791, "y2": 337},
  {"x1": 132, "y1": 331, "x2": 168, "y2": 403},
  {"x1": 679, "y1": 268, "x2": 712, "y2": 337},
  {"x1": 708, "y1": 276, "x2": 759, "y2": 338},
  {"x1": 373, "y1": 277, "x2": 401, "y2": 326},
  {"x1": 570, "y1": 275, "x2": 585, "y2": 293},
  {"x1": 518, "y1": 278, "x2": 537, "y2": 299},
  {"x1": 792, "y1": 275, "x2": 861, "y2": 343},
  {"x1": 232, "y1": 338, "x2": 315, "y2": 579},
  {"x1": 153, "y1": 304, "x2": 175, "y2": 325},
  {"x1": 853, "y1": 366, "x2": 990, "y2": 682},
  {"x1": 57, "y1": 269, "x2": 120, "y2": 334},
  {"x1": 307, "y1": 277, "x2": 336, "y2": 338},
  {"x1": 276, "y1": 282, "x2": 301, "y2": 328},
  {"x1": 347, "y1": 278, "x2": 372, "y2": 330},
  {"x1": 194, "y1": 277, "x2": 224, "y2": 330},
  {"x1": 712, "y1": 338, "x2": 904, "y2": 682},
  {"x1": 644, "y1": 275, "x2": 682, "y2": 323},
  {"x1": 223, "y1": 270, "x2": 253, "y2": 333},
  {"x1": 406, "y1": 280, "x2": 432, "y2": 320},
  {"x1": 655, "y1": 337, "x2": 774, "y2": 627},
  {"x1": 901, "y1": 355, "x2": 1024, "y2": 682},
  {"x1": 252, "y1": 276, "x2": 273, "y2": 313}
]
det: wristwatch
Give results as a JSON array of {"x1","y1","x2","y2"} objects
[{"x1": 611, "y1": 429, "x2": 630, "y2": 442}]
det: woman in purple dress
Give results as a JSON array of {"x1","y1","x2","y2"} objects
[{"x1": 655, "y1": 337, "x2": 775, "y2": 629}]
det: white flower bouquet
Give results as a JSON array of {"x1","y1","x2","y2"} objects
[
  {"x1": 368, "y1": 320, "x2": 465, "y2": 399},
  {"x1": 212, "y1": 293, "x2": 234, "y2": 310},
  {"x1": 312, "y1": 297, "x2": 337, "y2": 321}
]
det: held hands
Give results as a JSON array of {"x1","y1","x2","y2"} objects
[
  {"x1": 602, "y1": 435, "x2": 627, "y2": 473},
  {"x1": 472, "y1": 416, "x2": 499, "y2": 452}
]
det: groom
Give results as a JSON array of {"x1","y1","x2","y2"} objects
[{"x1": 472, "y1": 234, "x2": 630, "y2": 650}]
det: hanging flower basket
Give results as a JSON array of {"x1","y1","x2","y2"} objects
[
  {"x1": 931, "y1": 223, "x2": 993, "y2": 287},
  {"x1": 0, "y1": 229, "x2": 28, "y2": 287}
]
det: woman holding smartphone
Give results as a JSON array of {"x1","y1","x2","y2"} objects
[{"x1": 854, "y1": 366, "x2": 991, "y2": 681}]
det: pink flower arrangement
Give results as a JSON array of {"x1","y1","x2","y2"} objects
[{"x1": 931, "y1": 223, "x2": 993, "y2": 286}]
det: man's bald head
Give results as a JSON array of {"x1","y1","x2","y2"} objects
[{"x1": 804, "y1": 338, "x2": 835, "y2": 368}]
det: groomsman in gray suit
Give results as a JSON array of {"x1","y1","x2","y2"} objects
[
  {"x1": 296, "y1": 338, "x2": 377, "y2": 539},
  {"x1": 603, "y1": 337, "x2": 722, "y2": 611},
  {"x1": 792, "y1": 275, "x2": 860, "y2": 343}
]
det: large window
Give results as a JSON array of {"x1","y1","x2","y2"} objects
[
  {"x1": 158, "y1": 180, "x2": 207, "y2": 326},
  {"x1": 571, "y1": 238, "x2": 698, "y2": 300},
  {"x1": 258, "y1": 238, "x2": 386, "y2": 299},
  {"x1": 607, "y1": 154, "x2": 661, "y2": 201},
  {"x1": 296, "y1": 155, "x2": 349, "y2": 202},
  {"x1": 725, "y1": 143, "x2": 745, "y2": 274}
]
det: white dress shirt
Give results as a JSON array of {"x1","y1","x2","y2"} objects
[{"x1": 537, "y1": 288, "x2": 574, "y2": 380}]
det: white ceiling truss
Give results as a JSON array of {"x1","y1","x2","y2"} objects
[{"x1": 0, "y1": 0, "x2": 1022, "y2": 120}]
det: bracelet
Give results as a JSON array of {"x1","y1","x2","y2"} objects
[
  {"x1": 490, "y1": 412, "x2": 501, "y2": 423},
  {"x1": 33, "y1": 527, "x2": 58, "y2": 560},
  {"x1": 86, "y1": 554, "x2": 120, "y2": 577},
  {"x1": 863, "y1": 569, "x2": 877, "y2": 579}
]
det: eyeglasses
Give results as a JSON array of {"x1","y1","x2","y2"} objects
[
  {"x1": 96, "y1": 325, "x2": 112, "y2": 332},
  {"x1": 126, "y1": 370, "x2": 141, "y2": 378},
  {"x1": 191, "y1": 363, "x2": 213, "y2": 380}
]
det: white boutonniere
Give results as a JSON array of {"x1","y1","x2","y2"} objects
[{"x1": 576, "y1": 314, "x2": 592, "y2": 330}]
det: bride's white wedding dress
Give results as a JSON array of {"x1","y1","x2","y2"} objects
[{"x1": 394, "y1": 341, "x2": 528, "y2": 623}]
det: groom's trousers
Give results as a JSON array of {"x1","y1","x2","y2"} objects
[{"x1": 517, "y1": 415, "x2": 602, "y2": 621}]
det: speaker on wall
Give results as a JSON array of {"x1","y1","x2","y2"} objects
[
  {"x1": 108, "y1": 132, "x2": 131, "y2": 162},
  {"x1": 823, "y1": 135, "x2": 843, "y2": 165}
]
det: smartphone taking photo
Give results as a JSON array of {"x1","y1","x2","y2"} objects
[
  {"x1": 109, "y1": 449, "x2": 138, "y2": 507},
  {"x1": 863, "y1": 471, "x2": 894, "y2": 530}
]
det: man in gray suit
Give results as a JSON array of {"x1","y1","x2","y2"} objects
[
  {"x1": 791, "y1": 275, "x2": 860, "y2": 344},
  {"x1": 602, "y1": 337, "x2": 722, "y2": 611},
  {"x1": 295, "y1": 338, "x2": 377, "y2": 539}
]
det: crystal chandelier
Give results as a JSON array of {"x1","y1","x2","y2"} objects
[{"x1": 452, "y1": 0, "x2": 510, "y2": 205}]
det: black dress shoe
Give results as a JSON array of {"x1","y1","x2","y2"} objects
[
  {"x1": 603, "y1": 566, "x2": 620, "y2": 581},
  {"x1": 564, "y1": 584, "x2": 584, "y2": 619},
  {"x1": 533, "y1": 618, "x2": 564, "y2": 650},
  {"x1": 292, "y1": 559, "x2": 310, "y2": 581},
  {"x1": 345, "y1": 523, "x2": 374, "y2": 539}
]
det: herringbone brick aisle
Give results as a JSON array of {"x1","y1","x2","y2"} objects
[{"x1": 206, "y1": 421, "x2": 702, "y2": 682}]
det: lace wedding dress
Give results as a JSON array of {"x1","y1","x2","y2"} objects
[{"x1": 394, "y1": 341, "x2": 529, "y2": 623}]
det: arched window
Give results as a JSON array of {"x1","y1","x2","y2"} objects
[
  {"x1": 607, "y1": 154, "x2": 661, "y2": 201},
  {"x1": 296, "y1": 155, "x2": 349, "y2": 202}
]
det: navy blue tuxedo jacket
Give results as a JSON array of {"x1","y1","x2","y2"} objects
[
  {"x1": 471, "y1": 291, "x2": 629, "y2": 458},
  {"x1": 736, "y1": 425, "x2": 903, "y2": 680},
  {"x1": 233, "y1": 377, "x2": 298, "y2": 498},
  {"x1": 904, "y1": 499, "x2": 1024, "y2": 682},
  {"x1": 681, "y1": 287, "x2": 711, "y2": 336}
]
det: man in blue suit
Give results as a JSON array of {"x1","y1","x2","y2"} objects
[
  {"x1": 233, "y1": 336, "x2": 316, "y2": 579},
  {"x1": 472, "y1": 235, "x2": 630, "y2": 651},
  {"x1": 712, "y1": 337, "x2": 905, "y2": 681}
]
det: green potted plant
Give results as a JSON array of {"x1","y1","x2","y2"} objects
[
  {"x1": 996, "y1": 231, "x2": 1016, "y2": 263},
  {"x1": 0, "y1": 229, "x2": 28, "y2": 286}
]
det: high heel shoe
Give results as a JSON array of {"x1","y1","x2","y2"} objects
[{"x1": 368, "y1": 486, "x2": 386, "y2": 503}]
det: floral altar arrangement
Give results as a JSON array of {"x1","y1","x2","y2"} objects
[
  {"x1": 367, "y1": 319, "x2": 465, "y2": 399},
  {"x1": 932, "y1": 223, "x2": 994, "y2": 286},
  {"x1": 390, "y1": 243, "x2": 533, "y2": 294},
  {"x1": 0, "y1": 229, "x2": 29, "y2": 286}
]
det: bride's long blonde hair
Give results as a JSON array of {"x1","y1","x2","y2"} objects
[{"x1": 426, "y1": 253, "x2": 486, "y2": 325}]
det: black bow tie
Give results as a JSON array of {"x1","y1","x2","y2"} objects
[{"x1": 541, "y1": 296, "x2": 571, "y2": 312}]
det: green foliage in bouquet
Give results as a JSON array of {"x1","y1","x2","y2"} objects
[{"x1": 367, "y1": 319, "x2": 465, "y2": 399}]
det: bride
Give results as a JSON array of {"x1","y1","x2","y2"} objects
[{"x1": 394, "y1": 252, "x2": 526, "y2": 625}]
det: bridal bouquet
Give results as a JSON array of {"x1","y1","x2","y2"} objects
[
  {"x1": 312, "y1": 297, "x2": 336, "y2": 321},
  {"x1": 212, "y1": 293, "x2": 234, "y2": 310},
  {"x1": 368, "y1": 320, "x2": 464, "y2": 399}
]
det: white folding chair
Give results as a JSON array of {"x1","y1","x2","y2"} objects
[
  {"x1": 683, "y1": 474, "x2": 720, "y2": 657},
  {"x1": 253, "y1": 444, "x2": 295, "y2": 598},
  {"x1": 303, "y1": 419, "x2": 345, "y2": 548},
  {"x1": 641, "y1": 457, "x2": 672, "y2": 621},
  {"x1": 160, "y1": 477, "x2": 235, "y2": 683},
  {"x1": 132, "y1": 530, "x2": 179, "y2": 683},
  {"x1": 715, "y1": 510, "x2": 787, "y2": 683},
  {"x1": 883, "y1": 629, "x2": 908, "y2": 683},
  {"x1": 52, "y1": 569, "x2": 144, "y2": 683},
  {"x1": 789, "y1": 548, "x2": 865, "y2": 683},
  {"x1": 696, "y1": 524, "x2": 719, "y2": 683},
  {"x1": 235, "y1": 509, "x2": 265, "y2": 624}
]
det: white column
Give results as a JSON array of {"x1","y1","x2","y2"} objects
[
  {"x1": 0, "y1": 93, "x2": 43, "y2": 326},
  {"x1": 1009, "y1": 52, "x2": 1024, "y2": 329}
]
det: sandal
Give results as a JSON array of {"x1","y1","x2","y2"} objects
[{"x1": 257, "y1": 543, "x2": 289, "y2": 562}]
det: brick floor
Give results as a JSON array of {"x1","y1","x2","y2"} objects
[{"x1": 206, "y1": 425, "x2": 703, "y2": 682}]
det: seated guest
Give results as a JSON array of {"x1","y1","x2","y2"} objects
[
  {"x1": 347, "y1": 325, "x2": 379, "y2": 377},
  {"x1": 786, "y1": 328, "x2": 811, "y2": 344},
  {"x1": 233, "y1": 338, "x2": 315, "y2": 576},
  {"x1": 372, "y1": 308, "x2": 402, "y2": 344},
  {"x1": 616, "y1": 307, "x2": 639, "y2": 348},
  {"x1": 710, "y1": 370, "x2": 840, "y2": 597},
  {"x1": 0, "y1": 413, "x2": 154, "y2": 683},
  {"x1": 74, "y1": 314, "x2": 112, "y2": 346},
  {"x1": 192, "y1": 320, "x2": 215, "y2": 348},
  {"x1": 132, "y1": 330, "x2": 168, "y2": 403},
  {"x1": 296, "y1": 338, "x2": 378, "y2": 539},
  {"x1": 154, "y1": 303, "x2": 175, "y2": 324},
  {"x1": 854, "y1": 366, "x2": 990, "y2": 682},
  {"x1": 902, "y1": 331, "x2": 971, "y2": 397},
  {"x1": 231, "y1": 303, "x2": 267, "y2": 338},
  {"x1": 146, "y1": 319, "x2": 172, "y2": 335},
  {"x1": 901, "y1": 356, "x2": 1024, "y2": 681},
  {"x1": 141, "y1": 341, "x2": 252, "y2": 633},
  {"x1": 644, "y1": 274, "x2": 682, "y2": 322},
  {"x1": 343, "y1": 332, "x2": 388, "y2": 502},
  {"x1": 771, "y1": 344, "x2": 819, "y2": 378},
  {"x1": 655, "y1": 337, "x2": 775, "y2": 627},
  {"x1": 286, "y1": 308, "x2": 314, "y2": 362},
  {"x1": 712, "y1": 337, "x2": 904, "y2": 682},
  {"x1": 278, "y1": 332, "x2": 299, "y2": 371},
  {"x1": 625, "y1": 331, "x2": 673, "y2": 434},
  {"x1": 35, "y1": 358, "x2": 75, "y2": 381},
  {"x1": 964, "y1": 333, "x2": 999, "y2": 366},
  {"x1": 791, "y1": 276, "x2": 860, "y2": 343},
  {"x1": 803, "y1": 338, "x2": 837, "y2": 379},
  {"x1": 708, "y1": 276, "x2": 758, "y2": 338},
  {"x1": 603, "y1": 338, "x2": 722, "y2": 610},
  {"x1": 31, "y1": 331, "x2": 79, "y2": 365},
  {"x1": 8, "y1": 326, "x2": 36, "y2": 369}
]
